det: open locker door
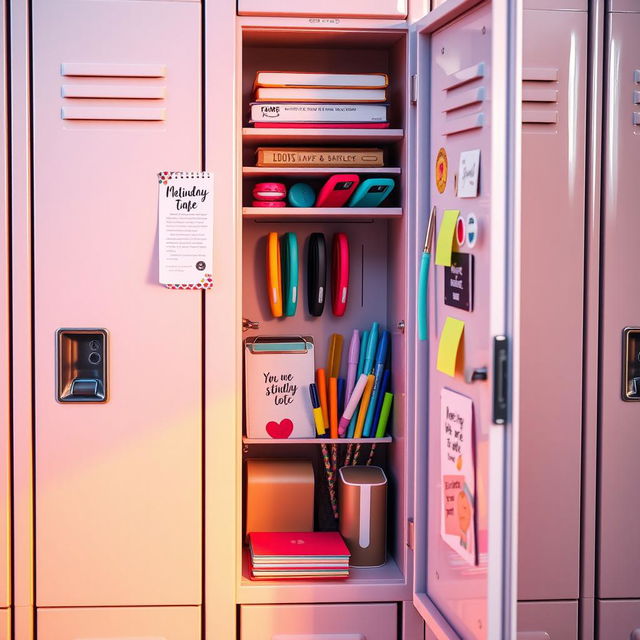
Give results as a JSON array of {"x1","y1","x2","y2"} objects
[{"x1": 410, "y1": 1, "x2": 521, "y2": 638}]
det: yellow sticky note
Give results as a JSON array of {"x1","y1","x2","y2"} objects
[
  {"x1": 437, "y1": 316, "x2": 465, "y2": 377},
  {"x1": 435, "y1": 209, "x2": 460, "y2": 267}
]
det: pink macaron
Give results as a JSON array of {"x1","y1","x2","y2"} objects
[{"x1": 253, "y1": 182, "x2": 287, "y2": 201}]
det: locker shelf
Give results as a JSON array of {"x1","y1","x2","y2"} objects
[
  {"x1": 243, "y1": 167, "x2": 401, "y2": 177},
  {"x1": 242, "y1": 436, "x2": 392, "y2": 445},
  {"x1": 239, "y1": 548, "x2": 408, "y2": 604},
  {"x1": 242, "y1": 207, "x2": 402, "y2": 220},
  {"x1": 242, "y1": 127, "x2": 404, "y2": 144}
]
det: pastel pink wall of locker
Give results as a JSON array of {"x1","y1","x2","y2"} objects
[
  {"x1": 517, "y1": 1, "x2": 587, "y2": 637},
  {"x1": 31, "y1": 0, "x2": 203, "y2": 634},
  {"x1": 597, "y1": 0, "x2": 640, "y2": 637}
]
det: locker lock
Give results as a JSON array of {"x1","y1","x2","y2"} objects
[
  {"x1": 622, "y1": 328, "x2": 640, "y2": 401},
  {"x1": 57, "y1": 329, "x2": 108, "y2": 402}
]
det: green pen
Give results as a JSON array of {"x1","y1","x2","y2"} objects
[{"x1": 374, "y1": 392, "x2": 393, "y2": 438}]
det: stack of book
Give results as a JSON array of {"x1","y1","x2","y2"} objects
[
  {"x1": 250, "y1": 71, "x2": 390, "y2": 129},
  {"x1": 248, "y1": 531, "x2": 351, "y2": 580}
]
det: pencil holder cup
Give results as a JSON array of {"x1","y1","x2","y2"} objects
[{"x1": 338, "y1": 465, "x2": 387, "y2": 567}]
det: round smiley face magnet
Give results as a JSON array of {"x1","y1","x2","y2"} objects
[{"x1": 435, "y1": 147, "x2": 448, "y2": 194}]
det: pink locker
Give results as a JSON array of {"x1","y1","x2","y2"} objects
[
  {"x1": 31, "y1": 0, "x2": 202, "y2": 612},
  {"x1": 240, "y1": 603, "x2": 398, "y2": 640},
  {"x1": 517, "y1": 2, "x2": 587, "y2": 636},
  {"x1": 597, "y1": 1, "x2": 640, "y2": 633},
  {"x1": 37, "y1": 607, "x2": 200, "y2": 640}
]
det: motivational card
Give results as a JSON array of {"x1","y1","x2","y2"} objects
[
  {"x1": 440, "y1": 388, "x2": 477, "y2": 565},
  {"x1": 244, "y1": 338, "x2": 316, "y2": 439},
  {"x1": 457, "y1": 149, "x2": 480, "y2": 198},
  {"x1": 158, "y1": 171, "x2": 213, "y2": 289}
]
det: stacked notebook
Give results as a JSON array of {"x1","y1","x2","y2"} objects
[
  {"x1": 250, "y1": 71, "x2": 390, "y2": 128},
  {"x1": 248, "y1": 531, "x2": 351, "y2": 580}
]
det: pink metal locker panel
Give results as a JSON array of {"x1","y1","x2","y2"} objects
[
  {"x1": 0, "y1": 0, "x2": 10, "y2": 611},
  {"x1": 237, "y1": 0, "x2": 407, "y2": 18},
  {"x1": 517, "y1": 601, "x2": 578, "y2": 639},
  {"x1": 240, "y1": 603, "x2": 397, "y2": 640},
  {"x1": 597, "y1": 600, "x2": 640, "y2": 639},
  {"x1": 37, "y1": 606, "x2": 200, "y2": 640},
  {"x1": 518, "y1": 7, "x2": 587, "y2": 602},
  {"x1": 32, "y1": 0, "x2": 202, "y2": 606},
  {"x1": 598, "y1": 9, "x2": 640, "y2": 599},
  {"x1": 417, "y1": 1, "x2": 516, "y2": 637}
]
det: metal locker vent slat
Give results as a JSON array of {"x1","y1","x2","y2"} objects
[
  {"x1": 61, "y1": 106, "x2": 166, "y2": 121},
  {"x1": 522, "y1": 67, "x2": 559, "y2": 82},
  {"x1": 60, "y1": 62, "x2": 167, "y2": 122},
  {"x1": 61, "y1": 84, "x2": 166, "y2": 100},
  {"x1": 522, "y1": 67, "x2": 559, "y2": 126},
  {"x1": 61, "y1": 62, "x2": 166, "y2": 77},
  {"x1": 443, "y1": 86, "x2": 485, "y2": 113},
  {"x1": 443, "y1": 112, "x2": 485, "y2": 136},
  {"x1": 444, "y1": 62, "x2": 485, "y2": 91},
  {"x1": 634, "y1": 69, "x2": 640, "y2": 83}
]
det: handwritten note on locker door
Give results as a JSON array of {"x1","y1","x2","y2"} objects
[
  {"x1": 158, "y1": 171, "x2": 213, "y2": 289},
  {"x1": 440, "y1": 388, "x2": 476, "y2": 566}
]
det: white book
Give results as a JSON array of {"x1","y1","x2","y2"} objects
[
  {"x1": 250, "y1": 102, "x2": 388, "y2": 123},
  {"x1": 255, "y1": 71, "x2": 388, "y2": 89},
  {"x1": 254, "y1": 87, "x2": 386, "y2": 102}
]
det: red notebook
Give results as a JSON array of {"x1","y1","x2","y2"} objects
[
  {"x1": 252, "y1": 122, "x2": 391, "y2": 129},
  {"x1": 249, "y1": 531, "x2": 350, "y2": 560}
]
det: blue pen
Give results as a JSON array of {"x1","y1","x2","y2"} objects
[
  {"x1": 337, "y1": 378, "x2": 346, "y2": 419},
  {"x1": 371, "y1": 369, "x2": 391, "y2": 433},
  {"x1": 363, "y1": 331, "x2": 390, "y2": 437},
  {"x1": 418, "y1": 207, "x2": 436, "y2": 340},
  {"x1": 362, "y1": 322, "x2": 379, "y2": 375},
  {"x1": 347, "y1": 329, "x2": 369, "y2": 438}
]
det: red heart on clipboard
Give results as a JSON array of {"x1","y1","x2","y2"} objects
[{"x1": 266, "y1": 419, "x2": 293, "y2": 439}]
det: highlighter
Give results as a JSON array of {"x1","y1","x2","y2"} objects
[
  {"x1": 339, "y1": 373, "x2": 369, "y2": 436},
  {"x1": 354, "y1": 374, "x2": 375, "y2": 438},
  {"x1": 337, "y1": 378, "x2": 346, "y2": 418},
  {"x1": 309, "y1": 383, "x2": 326, "y2": 437},
  {"x1": 280, "y1": 232, "x2": 298, "y2": 317},
  {"x1": 371, "y1": 369, "x2": 391, "y2": 432},
  {"x1": 327, "y1": 333, "x2": 344, "y2": 379},
  {"x1": 347, "y1": 329, "x2": 369, "y2": 438},
  {"x1": 363, "y1": 322, "x2": 380, "y2": 375},
  {"x1": 266, "y1": 232, "x2": 282, "y2": 317},
  {"x1": 316, "y1": 368, "x2": 329, "y2": 429},
  {"x1": 345, "y1": 329, "x2": 360, "y2": 399},
  {"x1": 375, "y1": 392, "x2": 394, "y2": 438},
  {"x1": 329, "y1": 377, "x2": 338, "y2": 439},
  {"x1": 362, "y1": 330, "x2": 390, "y2": 437}
]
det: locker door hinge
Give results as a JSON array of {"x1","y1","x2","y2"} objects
[
  {"x1": 410, "y1": 74, "x2": 418, "y2": 105},
  {"x1": 406, "y1": 518, "x2": 415, "y2": 550},
  {"x1": 492, "y1": 336, "x2": 508, "y2": 424}
]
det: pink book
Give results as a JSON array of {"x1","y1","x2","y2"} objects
[
  {"x1": 249, "y1": 531, "x2": 350, "y2": 559},
  {"x1": 252, "y1": 122, "x2": 391, "y2": 129}
]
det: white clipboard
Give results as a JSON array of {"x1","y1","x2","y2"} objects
[{"x1": 244, "y1": 336, "x2": 316, "y2": 439}]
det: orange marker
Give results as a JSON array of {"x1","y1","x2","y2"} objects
[
  {"x1": 329, "y1": 377, "x2": 339, "y2": 439},
  {"x1": 316, "y1": 368, "x2": 329, "y2": 429},
  {"x1": 354, "y1": 374, "x2": 375, "y2": 439}
]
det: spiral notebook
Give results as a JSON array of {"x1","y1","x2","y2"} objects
[{"x1": 158, "y1": 171, "x2": 213, "y2": 290}]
